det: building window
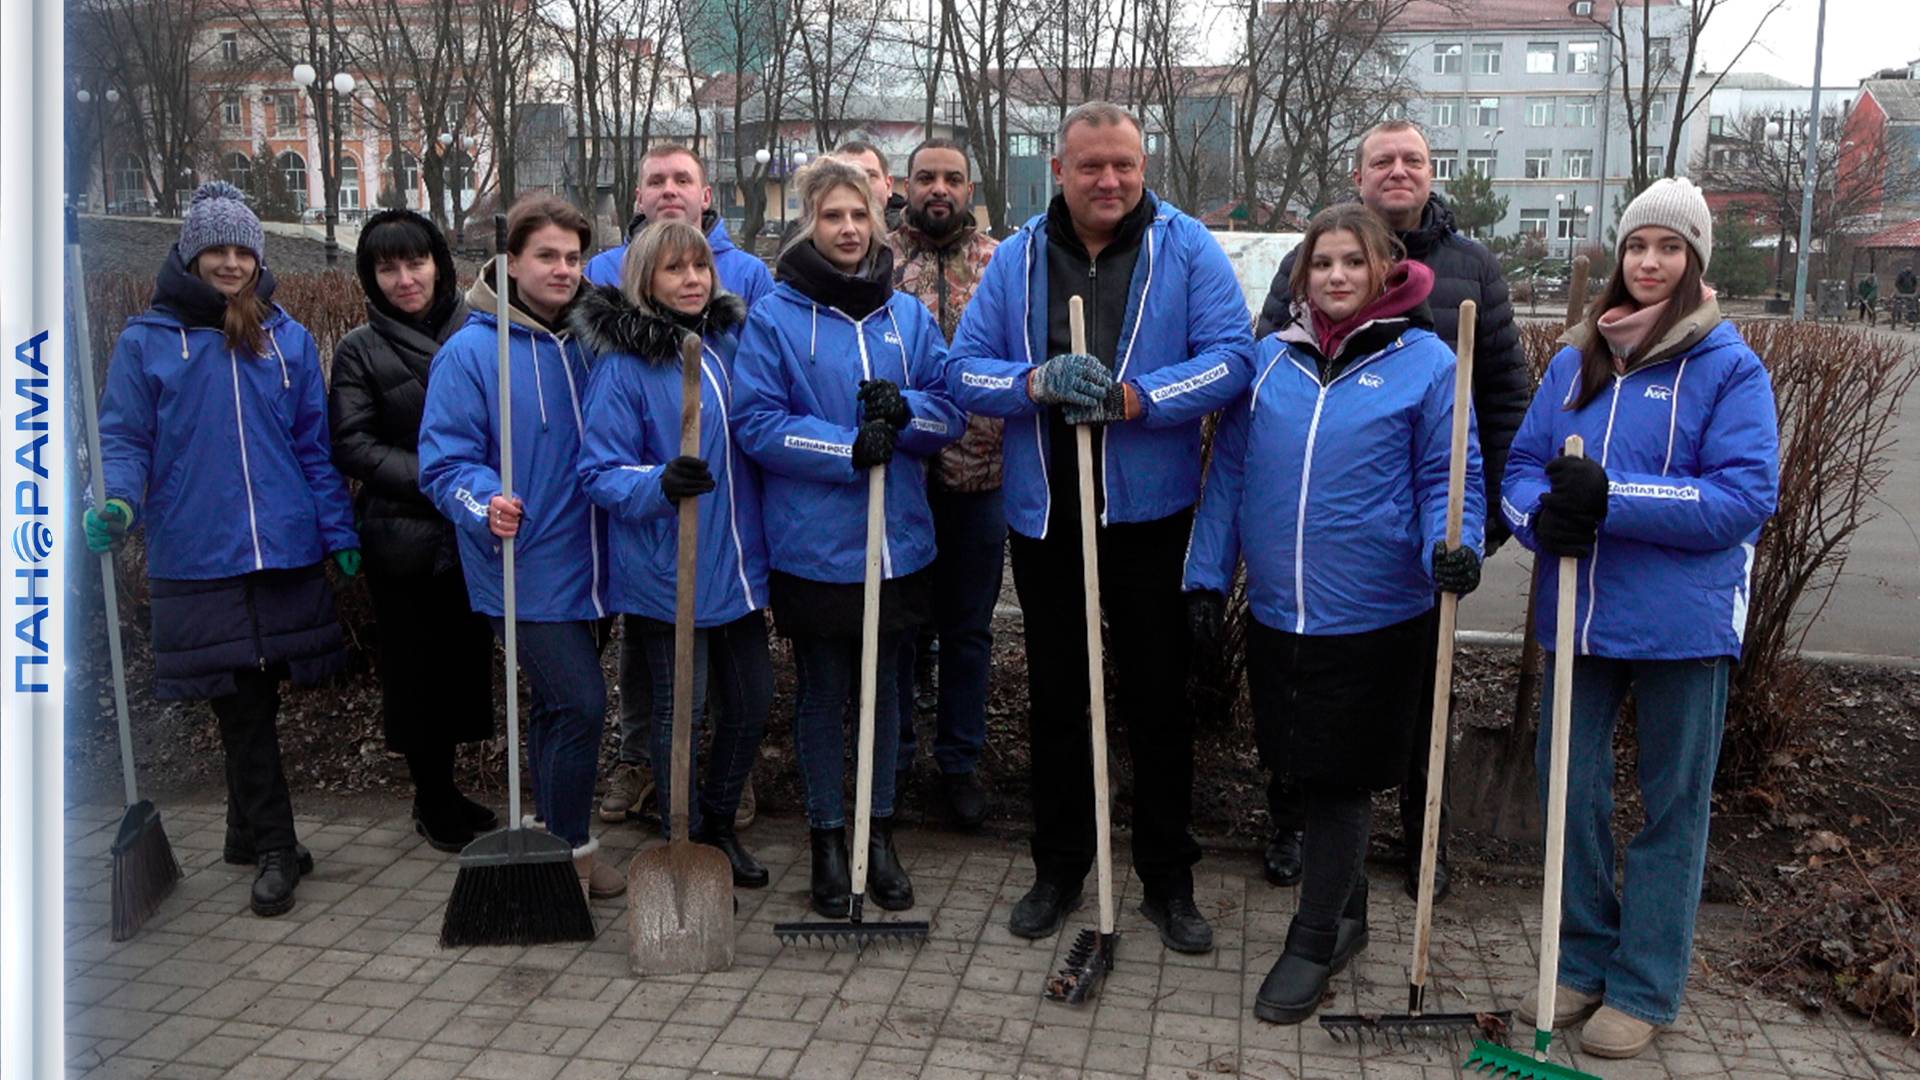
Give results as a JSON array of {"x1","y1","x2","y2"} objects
[
  {"x1": 1432, "y1": 152, "x2": 1457, "y2": 181},
  {"x1": 1572, "y1": 0, "x2": 1592, "y2": 13},
  {"x1": 1472, "y1": 97, "x2": 1500, "y2": 127},
  {"x1": 1527, "y1": 97, "x2": 1556, "y2": 127},
  {"x1": 398, "y1": 150, "x2": 421, "y2": 194},
  {"x1": 1565, "y1": 149, "x2": 1593, "y2": 178},
  {"x1": 334, "y1": 94, "x2": 355, "y2": 135},
  {"x1": 1648, "y1": 36, "x2": 1671, "y2": 70},
  {"x1": 1525, "y1": 149, "x2": 1552, "y2": 178},
  {"x1": 219, "y1": 31, "x2": 239, "y2": 62},
  {"x1": 1708, "y1": 114, "x2": 1724, "y2": 136},
  {"x1": 273, "y1": 92, "x2": 299, "y2": 135},
  {"x1": 1567, "y1": 41, "x2": 1599, "y2": 74},
  {"x1": 222, "y1": 94, "x2": 241, "y2": 129},
  {"x1": 1527, "y1": 42, "x2": 1557, "y2": 73},
  {"x1": 1649, "y1": 95, "x2": 1666, "y2": 125},
  {"x1": 223, "y1": 152, "x2": 252, "y2": 191},
  {"x1": 1380, "y1": 43, "x2": 1410, "y2": 77},
  {"x1": 339, "y1": 154, "x2": 360, "y2": 210},
  {"x1": 1472, "y1": 43, "x2": 1501, "y2": 75},
  {"x1": 1144, "y1": 132, "x2": 1163, "y2": 155},
  {"x1": 1565, "y1": 96, "x2": 1596, "y2": 127},
  {"x1": 1009, "y1": 133, "x2": 1044, "y2": 157},
  {"x1": 1430, "y1": 99, "x2": 1458, "y2": 128},
  {"x1": 1466, "y1": 149, "x2": 1495, "y2": 177},
  {"x1": 112, "y1": 154, "x2": 145, "y2": 210},
  {"x1": 1433, "y1": 43, "x2": 1462, "y2": 75},
  {"x1": 1558, "y1": 208, "x2": 1590, "y2": 240},
  {"x1": 278, "y1": 150, "x2": 308, "y2": 211},
  {"x1": 1645, "y1": 147, "x2": 1665, "y2": 175},
  {"x1": 388, "y1": 95, "x2": 410, "y2": 133},
  {"x1": 1520, "y1": 209, "x2": 1549, "y2": 236}
]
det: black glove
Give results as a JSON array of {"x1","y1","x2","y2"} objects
[
  {"x1": 851, "y1": 420, "x2": 896, "y2": 470},
  {"x1": 858, "y1": 379, "x2": 911, "y2": 430},
  {"x1": 1431, "y1": 542, "x2": 1482, "y2": 595},
  {"x1": 1533, "y1": 502, "x2": 1598, "y2": 558},
  {"x1": 1185, "y1": 589, "x2": 1225, "y2": 673},
  {"x1": 660, "y1": 455, "x2": 715, "y2": 502},
  {"x1": 1545, "y1": 455, "x2": 1609, "y2": 523}
]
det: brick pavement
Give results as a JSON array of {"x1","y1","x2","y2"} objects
[{"x1": 62, "y1": 799, "x2": 1920, "y2": 1079}]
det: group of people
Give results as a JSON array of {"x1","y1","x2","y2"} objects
[{"x1": 86, "y1": 100, "x2": 1778, "y2": 1061}]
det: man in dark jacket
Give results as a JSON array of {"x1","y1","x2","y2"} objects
[{"x1": 1253, "y1": 119, "x2": 1532, "y2": 902}]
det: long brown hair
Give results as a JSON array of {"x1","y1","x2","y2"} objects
[
  {"x1": 191, "y1": 252, "x2": 271, "y2": 356},
  {"x1": 1288, "y1": 203, "x2": 1405, "y2": 313},
  {"x1": 1569, "y1": 245, "x2": 1705, "y2": 410}
]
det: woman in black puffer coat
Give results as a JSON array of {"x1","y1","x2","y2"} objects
[{"x1": 329, "y1": 208, "x2": 497, "y2": 851}]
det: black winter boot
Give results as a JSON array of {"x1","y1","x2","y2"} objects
[
  {"x1": 250, "y1": 847, "x2": 302, "y2": 917},
  {"x1": 413, "y1": 798, "x2": 476, "y2": 854},
  {"x1": 1254, "y1": 918, "x2": 1338, "y2": 1024},
  {"x1": 224, "y1": 826, "x2": 314, "y2": 875},
  {"x1": 866, "y1": 816, "x2": 914, "y2": 911},
  {"x1": 1331, "y1": 874, "x2": 1370, "y2": 975},
  {"x1": 694, "y1": 822, "x2": 769, "y2": 889},
  {"x1": 809, "y1": 827, "x2": 851, "y2": 917}
]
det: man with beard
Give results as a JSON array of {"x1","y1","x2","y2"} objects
[
  {"x1": 584, "y1": 142, "x2": 774, "y2": 831},
  {"x1": 1251, "y1": 119, "x2": 1531, "y2": 903},
  {"x1": 885, "y1": 139, "x2": 1001, "y2": 829}
]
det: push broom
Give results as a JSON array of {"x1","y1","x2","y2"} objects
[
  {"x1": 1322, "y1": 306, "x2": 1511, "y2": 1044},
  {"x1": 439, "y1": 215, "x2": 595, "y2": 947},
  {"x1": 1043, "y1": 296, "x2": 1116, "y2": 1005},
  {"x1": 773, "y1": 400, "x2": 929, "y2": 950},
  {"x1": 68, "y1": 205, "x2": 182, "y2": 941},
  {"x1": 1462, "y1": 435, "x2": 1601, "y2": 1079}
]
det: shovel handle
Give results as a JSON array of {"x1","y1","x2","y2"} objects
[
  {"x1": 1409, "y1": 299, "x2": 1476, "y2": 996},
  {"x1": 670, "y1": 334, "x2": 702, "y2": 844},
  {"x1": 1535, "y1": 433, "x2": 1585, "y2": 1059},
  {"x1": 1069, "y1": 297, "x2": 1116, "y2": 937}
]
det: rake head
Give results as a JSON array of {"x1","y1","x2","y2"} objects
[
  {"x1": 1043, "y1": 928, "x2": 1116, "y2": 1005},
  {"x1": 1461, "y1": 1039, "x2": 1604, "y2": 1080},
  {"x1": 1321, "y1": 1009, "x2": 1511, "y2": 1046},
  {"x1": 771, "y1": 918, "x2": 931, "y2": 950}
]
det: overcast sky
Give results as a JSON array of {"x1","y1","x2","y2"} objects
[{"x1": 1696, "y1": 0, "x2": 1909, "y2": 87}]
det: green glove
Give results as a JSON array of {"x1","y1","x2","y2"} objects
[
  {"x1": 332, "y1": 549, "x2": 362, "y2": 577},
  {"x1": 83, "y1": 498, "x2": 134, "y2": 553}
]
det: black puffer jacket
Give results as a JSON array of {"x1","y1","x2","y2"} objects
[
  {"x1": 328, "y1": 208, "x2": 470, "y2": 578},
  {"x1": 1256, "y1": 194, "x2": 1531, "y2": 546}
]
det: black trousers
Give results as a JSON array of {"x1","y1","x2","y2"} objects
[
  {"x1": 1009, "y1": 508, "x2": 1201, "y2": 898},
  {"x1": 213, "y1": 666, "x2": 298, "y2": 854}
]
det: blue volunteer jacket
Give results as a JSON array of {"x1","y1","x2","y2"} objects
[
  {"x1": 1185, "y1": 319, "x2": 1484, "y2": 635},
  {"x1": 1503, "y1": 316, "x2": 1778, "y2": 660},
  {"x1": 571, "y1": 286, "x2": 769, "y2": 627},
  {"x1": 99, "y1": 306, "x2": 357, "y2": 580},
  {"x1": 730, "y1": 284, "x2": 965, "y2": 585},
  {"x1": 584, "y1": 214, "x2": 773, "y2": 308},
  {"x1": 418, "y1": 266, "x2": 608, "y2": 621},
  {"x1": 944, "y1": 196, "x2": 1254, "y2": 538}
]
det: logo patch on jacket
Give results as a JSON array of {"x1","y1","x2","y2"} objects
[
  {"x1": 883, "y1": 331, "x2": 902, "y2": 346},
  {"x1": 1358, "y1": 372, "x2": 1384, "y2": 388},
  {"x1": 1645, "y1": 384, "x2": 1672, "y2": 401}
]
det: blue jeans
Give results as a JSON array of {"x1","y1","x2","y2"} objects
[
  {"x1": 898, "y1": 487, "x2": 1006, "y2": 776},
  {"x1": 1538, "y1": 654, "x2": 1729, "y2": 1027},
  {"x1": 793, "y1": 630, "x2": 907, "y2": 829},
  {"x1": 490, "y1": 618, "x2": 608, "y2": 849},
  {"x1": 639, "y1": 613, "x2": 772, "y2": 837}
]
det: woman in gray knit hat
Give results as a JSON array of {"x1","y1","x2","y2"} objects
[
  {"x1": 1498, "y1": 177, "x2": 1780, "y2": 1059},
  {"x1": 85, "y1": 180, "x2": 360, "y2": 918}
]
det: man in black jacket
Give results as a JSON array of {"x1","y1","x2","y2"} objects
[{"x1": 1253, "y1": 119, "x2": 1531, "y2": 902}]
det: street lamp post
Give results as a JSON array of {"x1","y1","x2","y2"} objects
[
  {"x1": 293, "y1": 58, "x2": 355, "y2": 266},
  {"x1": 75, "y1": 86, "x2": 120, "y2": 213},
  {"x1": 753, "y1": 144, "x2": 809, "y2": 226},
  {"x1": 1554, "y1": 191, "x2": 1593, "y2": 268}
]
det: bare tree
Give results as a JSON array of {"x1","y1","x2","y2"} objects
[
  {"x1": 605, "y1": 2, "x2": 681, "y2": 229},
  {"x1": 792, "y1": 0, "x2": 886, "y2": 149},
  {"x1": 460, "y1": 0, "x2": 541, "y2": 204},
  {"x1": 941, "y1": 0, "x2": 1025, "y2": 233},
  {"x1": 1132, "y1": 0, "x2": 1235, "y2": 213},
  {"x1": 333, "y1": 0, "x2": 467, "y2": 217},
  {"x1": 685, "y1": 0, "x2": 802, "y2": 241}
]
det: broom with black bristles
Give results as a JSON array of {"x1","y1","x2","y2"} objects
[
  {"x1": 439, "y1": 214, "x2": 595, "y2": 948},
  {"x1": 68, "y1": 205, "x2": 182, "y2": 942},
  {"x1": 1042, "y1": 296, "x2": 1116, "y2": 1005},
  {"x1": 1321, "y1": 304, "x2": 1510, "y2": 1046}
]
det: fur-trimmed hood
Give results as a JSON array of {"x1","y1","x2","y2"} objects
[{"x1": 567, "y1": 282, "x2": 746, "y2": 364}]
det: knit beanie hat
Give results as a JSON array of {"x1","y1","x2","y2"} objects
[
  {"x1": 1616, "y1": 177, "x2": 1712, "y2": 273},
  {"x1": 179, "y1": 181, "x2": 266, "y2": 268}
]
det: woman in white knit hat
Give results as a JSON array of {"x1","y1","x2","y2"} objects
[{"x1": 1498, "y1": 177, "x2": 1780, "y2": 1059}]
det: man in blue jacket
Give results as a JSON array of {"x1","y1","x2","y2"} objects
[
  {"x1": 947, "y1": 101, "x2": 1254, "y2": 954},
  {"x1": 585, "y1": 142, "x2": 774, "y2": 830}
]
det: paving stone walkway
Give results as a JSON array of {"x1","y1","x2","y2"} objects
[{"x1": 63, "y1": 798, "x2": 1920, "y2": 1079}]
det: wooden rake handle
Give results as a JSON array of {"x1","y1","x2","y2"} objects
[
  {"x1": 670, "y1": 333, "x2": 702, "y2": 844},
  {"x1": 1534, "y1": 433, "x2": 1585, "y2": 1058},
  {"x1": 1068, "y1": 297, "x2": 1116, "y2": 937}
]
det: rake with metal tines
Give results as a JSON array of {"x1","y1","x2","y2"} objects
[{"x1": 1322, "y1": 300, "x2": 1509, "y2": 1046}]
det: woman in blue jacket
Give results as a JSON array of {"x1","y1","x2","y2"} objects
[
  {"x1": 1184, "y1": 203, "x2": 1484, "y2": 1025},
  {"x1": 572, "y1": 219, "x2": 772, "y2": 889},
  {"x1": 1501, "y1": 178, "x2": 1778, "y2": 1060},
  {"x1": 732, "y1": 158, "x2": 965, "y2": 918},
  {"x1": 418, "y1": 193, "x2": 623, "y2": 902},
  {"x1": 87, "y1": 181, "x2": 359, "y2": 918}
]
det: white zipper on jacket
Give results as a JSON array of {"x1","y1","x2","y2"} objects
[
  {"x1": 549, "y1": 328, "x2": 604, "y2": 618},
  {"x1": 1581, "y1": 374, "x2": 1627, "y2": 654},
  {"x1": 825, "y1": 303, "x2": 895, "y2": 579},
  {"x1": 227, "y1": 346, "x2": 266, "y2": 570},
  {"x1": 1281, "y1": 339, "x2": 1402, "y2": 634},
  {"x1": 1100, "y1": 225, "x2": 1156, "y2": 527},
  {"x1": 703, "y1": 346, "x2": 758, "y2": 612}
]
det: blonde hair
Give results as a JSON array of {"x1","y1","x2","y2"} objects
[
  {"x1": 618, "y1": 219, "x2": 715, "y2": 316},
  {"x1": 780, "y1": 158, "x2": 884, "y2": 270}
]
